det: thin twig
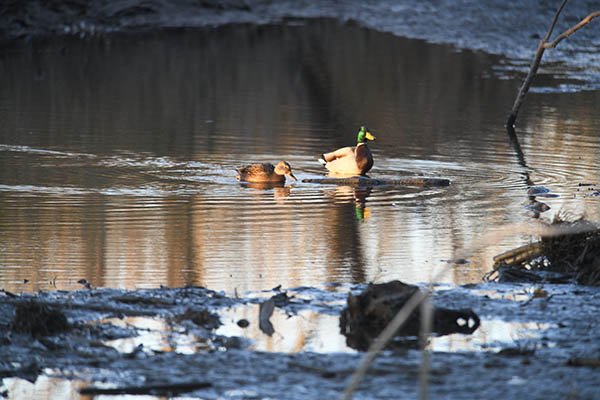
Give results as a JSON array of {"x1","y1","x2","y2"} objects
[
  {"x1": 542, "y1": 0, "x2": 570, "y2": 42},
  {"x1": 543, "y1": 11, "x2": 600, "y2": 48}
]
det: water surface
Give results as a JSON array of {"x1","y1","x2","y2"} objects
[{"x1": 1, "y1": 20, "x2": 600, "y2": 293}]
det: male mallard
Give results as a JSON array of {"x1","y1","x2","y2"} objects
[
  {"x1": 318, "y1": 126, "x2": 376, "y2": 176},
  {"x1": 236, "y1": 161, "x2": 297, "y2": 183}
]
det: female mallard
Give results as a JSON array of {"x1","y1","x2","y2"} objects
[
  {"x1": 318, "y1": 126, "x2": 376, "y2": 176},
  {"x1": 236, "y1": 161, "x2": 297, "y2": 183}
]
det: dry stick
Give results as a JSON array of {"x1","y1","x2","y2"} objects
[{"x1": 506, "y1": 0, "x2": 569, "y2": 128}]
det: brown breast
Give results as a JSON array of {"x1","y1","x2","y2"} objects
[{"x1": 355, "y1": 143, "x2": 373, "y2": 175}]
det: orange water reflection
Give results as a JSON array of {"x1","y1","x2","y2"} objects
[{"x1": 1, "y1": 21, "x2": 600, "y2": 294}]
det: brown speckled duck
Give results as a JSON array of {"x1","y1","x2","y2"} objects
[
  {"x1": 318, "y1": 126, "x2": 376, "y2": 176},
  {"x1": 236, "y1": 161, "x2": 297, "y2": 183}
]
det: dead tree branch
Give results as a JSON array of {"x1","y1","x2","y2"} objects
[
  {"x1": 543, "y1": 11, "x2": 600, "y2": 48},
  {"x1": 506, "y1": 0, "x2": 568, "y2": 129},
  {"x1": 506, "y1": 1, "x2": 599, "y2": 129}
]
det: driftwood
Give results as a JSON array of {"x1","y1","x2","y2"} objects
[
  {"x1": 489, "y1": 220, "x2": 600, "y2": 285},
  {"x1": 302, "y1": 176, "x2": 450, "y2": 187},
  {"x1": 507, "y1": 0, "x2": 600, "y2": 128},
  {"x1": 493, "y1": 242, "x2": 542, "y2": 269}
]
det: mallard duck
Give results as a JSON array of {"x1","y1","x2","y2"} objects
[
  {"x1": 318, "y1": 126, "x2": 376, "y2": 176},
  {"x1": 236, "y1": 161, "x2": 297, "y2": 183}
]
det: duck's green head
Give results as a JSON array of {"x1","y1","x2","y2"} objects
[{"x1": 357, "y1": 126, "x2": 376, "y2": 143}]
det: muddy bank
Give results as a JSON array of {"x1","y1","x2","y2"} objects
[
  {"x1": 1, "y1": 283, "x2": 600, "y2": 399},
  {"x1": 2, "y1": 1, "x2": 598, "y2": 91}
]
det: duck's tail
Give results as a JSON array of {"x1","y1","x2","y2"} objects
[
  {"x1": 235, "y1": 166, "x2": 244, "y2": 180},
  {"x1": 318, "y1": 154, "x2": 327, "y2": 167}
]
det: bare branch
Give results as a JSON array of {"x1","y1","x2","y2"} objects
[
  {"x1": 543, "y1": 11, "x2": 600, "y2": 49},
  {"x1": 542, "y1": 0, "x2": 571, "y2": 42},
  {"x1": 506, "y1": 0, "x2": 569, "y2": 128},
  {"x1": 507, "y1": 1, "x2": 599, "y2": 128}
]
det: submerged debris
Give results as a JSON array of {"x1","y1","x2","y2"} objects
[
  {"x1": 10, "y1": 301, "x2": 69, "y2": 337},
  {"x1": 527, "y1": 186, "x2": 551, "y2": 196},
  {"x1": 237, "y1": 319, "x2": 250, "y2": 328},
  {"x1": 270, "y1": 291, "x2": 293, "y2": 306},
  {"x1": 339, "y1": 281, "x2": 480, "y2": 351},
  {"x1": 173, "y1": 308, "x2": 221, "y2": 330},
  {"x1": 259, "y1": 298, "x2": 276, "y2": 336},
  {"x1": 491, "y1": 220, "x2": 600, "y2": 285}
]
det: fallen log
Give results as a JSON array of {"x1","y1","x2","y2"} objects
[
  {"x1": 302, "y1": 176, "x2": 450, "y2": 187},
  {"x1": 493, "y1": 242, "x2": 542, "y2": 269}
]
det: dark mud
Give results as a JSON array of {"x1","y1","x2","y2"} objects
[{"x1": 1, "y1": 283, "x2": 599, "y2": 399}]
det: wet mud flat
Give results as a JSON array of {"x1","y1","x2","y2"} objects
[{"x1": 1, "y1": 283, "x2": 599, "y2": 399}]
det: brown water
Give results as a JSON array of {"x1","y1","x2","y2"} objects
[{"x1": 1, "y1": 20, "x2": 600, "y2": 294}]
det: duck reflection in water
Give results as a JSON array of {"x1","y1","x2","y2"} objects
[
  {"x1": 238, "y1": 181, "x2": 292, "y2": 201},
  {"x1": 354, "y1": 186, "x2": 372, "y2": 221},
  {"x1": 328, "y1": 185, "x2": 373, "y2": 221}
]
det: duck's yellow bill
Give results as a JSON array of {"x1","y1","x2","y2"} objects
[{"x1": 365, "y1": 132, "x2": 376, "y2": 140}]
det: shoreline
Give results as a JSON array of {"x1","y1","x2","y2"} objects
[
  {"x1": 1, "y1": 281, "x2": 599, "y2": 399},
  {"x1": 2, "y1": 1, "x2": 598, "y2": 91}
]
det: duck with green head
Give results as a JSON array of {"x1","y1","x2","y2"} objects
[
  {"x1": 318, "y1": 126, "x2": 376, "y2": 176},
  {"x1": 236, "y1": 161, "x2": 297, "y2": 183}
]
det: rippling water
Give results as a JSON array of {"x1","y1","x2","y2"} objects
[{"x1": 1, "y1": 20, "x2": 600, "y2": 293}]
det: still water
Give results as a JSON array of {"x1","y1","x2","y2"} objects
[{"x1": 1, "y1": 20, "x2": 600, "y2": 293}]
